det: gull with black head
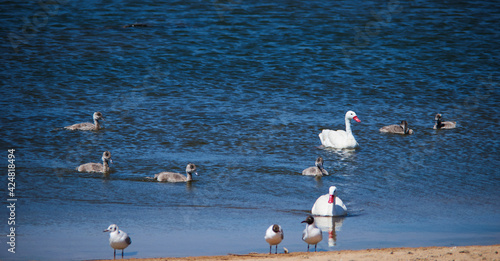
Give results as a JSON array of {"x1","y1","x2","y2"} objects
[
  {"x1": 301, "y1": 215, "x2": 322, "y2": 252},
  {"x1": 264, "y1": 224, "x2": 284, "y2": 254}
]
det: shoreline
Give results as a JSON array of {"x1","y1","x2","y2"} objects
[{"x1": 93, "y1": 244, "x2": 500, "y2": 261}]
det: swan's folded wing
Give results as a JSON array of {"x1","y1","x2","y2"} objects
[
  {"x1": 311, "y1": 194, "x2": 329, "y2": 216},
  {"x1": 319, "y1": 129, "x2": 347, "y2": 148}
]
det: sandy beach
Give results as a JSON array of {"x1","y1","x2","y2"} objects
[{"x1": 94, "y1": 244, "x2": 500, "y2": 261}]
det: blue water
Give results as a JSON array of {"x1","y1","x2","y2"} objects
[{"x1": 1, "y1": 0, "x2": 499, "y2": 260}]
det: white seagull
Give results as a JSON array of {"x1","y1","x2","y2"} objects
[
  {"x1": 311, "y1": 186, "x2": 347, "y2": 217},
  {"x1": 103, "y1": 224, "x2": 131, "y2": 259},
  {"x1": 264, "y1": 224, "x2": 284, "y2": 254},
  {"x1": 319, "y1": 110, "x2": 361, "y2": 149},
  {"x1": 301, "y1": 215, "x2": 322, "y2": 252}
]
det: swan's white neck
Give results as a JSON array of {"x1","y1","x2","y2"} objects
[
  {"x1": 345, "y1": 117, "x2": 352, "y2": 134},
  {"x1": 186, "y1": 172, "x2": 192, "y2": 181}
]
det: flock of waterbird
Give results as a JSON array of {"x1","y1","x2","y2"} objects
[{"x1": 65, "y1": 110, "x2": 456, "y2": 258}]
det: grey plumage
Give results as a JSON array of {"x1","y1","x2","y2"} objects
[
  {"x1": 154, "y1": 163, "x2": 198, "y2": 182},
  {"x1": 77, "y1": 151, "x2": 112, "y2": 173},
  {"x1": 302, "y1": 157, "x2": 328, "y2": 176},
  {"x1": 65, "y1": 112, "x2": 104, "y2": 131},
  {"x1": 380, "y1": 120, "x2": 414, "y2": 134},
  {"x1": 433, "y1": 113, "x2": 456, "y2": 129}
]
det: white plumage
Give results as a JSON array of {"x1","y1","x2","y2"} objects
[
  {"x1": 311, "y1": 186, "x2": 347, "y2": 217},
  {"x1": 103, "y1": 224, "x2": 131, "y2": 258},
  {"x1": 301, "y1": 215, "x2": 322, "y2": 252},
  {"x1": 264, "y1": 224, "x2": 283, "y2": 254},
  {"x1": 319, "y1": 110, "x2": 361, "y2": 149}
]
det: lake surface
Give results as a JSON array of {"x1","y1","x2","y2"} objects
[{"x1": 1, "y1": 0, "x2": 499, "y2": 260}]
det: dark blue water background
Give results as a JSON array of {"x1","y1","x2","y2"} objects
[{"x1": 1, "y1": 0, "x2": 499, "y2": 260}]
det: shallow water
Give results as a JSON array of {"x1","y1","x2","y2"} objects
[{"x1": 1, "y1": 0, "x2": 499, "y2": 260}]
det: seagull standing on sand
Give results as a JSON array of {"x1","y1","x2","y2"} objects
[
  {"x1": 103, "y1": 224, "x2": 131, "y2": 259},
  {"x1": 264, "y1": 224, "x2": 284, "y2": 254},
  {"x1": 301, "y1": 215, "x2": 322, "y2": 252}
]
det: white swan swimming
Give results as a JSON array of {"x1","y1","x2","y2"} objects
[
  {"x1": 319, "y1": 111, "x2": 361, "y2": 149},
  {"x1": 264, "y1": 224, "x2": 283, "y2": 254},
  {"x1": 311, "y1": 186, "x2": 347, "y2": 217},
  {"x1": 103, "y1": 224, "x2": 131, "y2": 259}
]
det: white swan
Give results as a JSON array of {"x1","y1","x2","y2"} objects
[
  {"x1": 311, "y1": 186, "x2": 347, "y2": 217},
  {"x1": 103, "y1": 224, "x2": 131, "y2": 259},
  {"x1": 264, "y1": 224, "x2": 283, "y2": 254},
  {"x1": 301, "y1": 215, "x2": 322, "y2": 252},
  {"x1": 319, "y1": 111, "x2": 361, "y2": 149}
]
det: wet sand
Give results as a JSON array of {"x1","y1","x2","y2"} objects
[{"x1": 94, "y1": 244, "x2": 499, "y2": 261}]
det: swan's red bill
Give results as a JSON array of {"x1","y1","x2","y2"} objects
[
  {"x1": 328, "y1": 194, "x2": 334, "y2": 204},
  {"x1": 353, "y1": 116, "x2": 361, "y2": 122}
]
